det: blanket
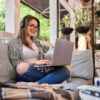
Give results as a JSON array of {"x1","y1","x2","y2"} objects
[{"x1": 0, "y1": 82, "x2": 72, "y2": 100}]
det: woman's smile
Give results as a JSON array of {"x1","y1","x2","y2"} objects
[{"x1": 27, "y1": 19, "x2": 38, "y2": 37}]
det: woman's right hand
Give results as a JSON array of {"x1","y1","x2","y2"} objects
[
  {"x1": 29, "y1": 59, "x2": 51, "y2": 65},
  {"x1": 35, "y1": 60, "x2": 51, "y2": 65}
]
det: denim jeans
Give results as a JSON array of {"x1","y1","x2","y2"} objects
[{"x1": 17, "y1": 64, "x2": 70, "y2": 84}]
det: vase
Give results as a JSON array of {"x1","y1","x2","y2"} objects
[{"x1": 78, "y1": 34, "x2": 87, "y2": 50}]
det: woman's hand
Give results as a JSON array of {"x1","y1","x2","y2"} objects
[
  {"x1": 29, "y1": 59, "x2": 51, "y2": 65},
  {"x1": 35, "y1": 60, "x2": 51, "y2": 65}
]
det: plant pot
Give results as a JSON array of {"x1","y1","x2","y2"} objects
[
  {"x1": 61, "y1": 27, "x2": 73, "y2": 35},
  {"x1": 80, "y1": 0, "x2": 91, "y2": 7},
  {"x1": 76, "y1": 26, "x2": 90, "y2": 34},
  {"x1": 95, "y1": 10, "x2": 100, "y2": 17},
  {"x1": 95, "y1": 44, "x2": 100, "y2": 50},
  {"x1": 83, "y1": 0, "x2": 90, "y2": 2}
]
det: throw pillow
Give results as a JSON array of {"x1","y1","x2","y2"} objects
[{"x1": 0, "y1": 43, "x2": 16, "y2": 82}]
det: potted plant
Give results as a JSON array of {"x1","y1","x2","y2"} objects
[
  {"x1": 75, "y1": 9, "x2": 91, "y2": 34},
  {"x1": 61, "y1": 14, "x2": 73, "y2": 40},
  {"x1": 61, "y1": 14, "x2": 73, "y2": 35}
]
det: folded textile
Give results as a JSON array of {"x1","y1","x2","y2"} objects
[{"x1": 0, "y1": 82, "x2": 72, "y2": 100}]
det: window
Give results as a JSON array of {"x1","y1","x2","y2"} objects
[{"x1": 0, "y1": 0, "x2": 5, "y2": 31}]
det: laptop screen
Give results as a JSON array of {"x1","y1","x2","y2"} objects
[{"x1": 52, "y1": 39, "x2": 74, "y2": 66}]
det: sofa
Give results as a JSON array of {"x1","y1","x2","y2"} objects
[{"x1": 0, "y1": 42, "x2": 94, "y2": 100}]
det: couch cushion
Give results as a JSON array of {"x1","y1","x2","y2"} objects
[
  {"x1": 71, "y1": 50, "x2": 93, "y2": 80},
  {"x1": 45, "y1": 49, "x2": 93, "y2": 80},
  {"x1": 0, "y1": 43, "x2": 16, "y2": 82}
]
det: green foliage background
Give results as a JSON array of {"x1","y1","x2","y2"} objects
[{"x1": 0, "y1": 0, "x2": 5, "y2": 30}]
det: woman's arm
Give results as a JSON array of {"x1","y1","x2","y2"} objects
[{"x1": 8, "y1": 39, "x2": 24, "y2": 70}]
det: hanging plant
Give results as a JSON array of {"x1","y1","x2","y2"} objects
[
  {"x1": 62, "y1": 14, "x2": 70, "y2": 27},
  {"x1": 61, "y1": 14, "x2": 73, "y2": 35},
  {"x1": 75, "y1": 8, "x2": 91, "y2": 33}
]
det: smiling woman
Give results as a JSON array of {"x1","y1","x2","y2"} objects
[{"x1": 8, "y1": 15, "x2": 72, "y2": 84}]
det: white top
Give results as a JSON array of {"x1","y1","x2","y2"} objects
[{"x1": 22, "y1": 43, "x2": 39, "y2": 62}]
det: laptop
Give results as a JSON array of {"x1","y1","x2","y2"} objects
[{"x1": 36, "y1": 39, "x2": 74, "y2": 67}]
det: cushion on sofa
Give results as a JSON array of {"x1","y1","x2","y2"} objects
[
  {"x1": 0, "y1": 43, "x2": 16, "y2": 82},
  {"x1": 71, "y1": 50, "x2": 93, "y2": 80},
  {"x1": 46, "y1": 49, "x2": 93, "y2": 80}
]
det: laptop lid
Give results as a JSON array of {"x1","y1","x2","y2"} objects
[{"x1": 52, "y1": 39, "x2": 74, "y2": 66}]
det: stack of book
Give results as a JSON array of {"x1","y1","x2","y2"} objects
[{"x1": 77, "y1": 85, "x2": 100, "y2": 99}]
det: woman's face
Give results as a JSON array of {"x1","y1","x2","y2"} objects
[{"x1": 26, "y1": 19, "x2": 38, "y2": 38}]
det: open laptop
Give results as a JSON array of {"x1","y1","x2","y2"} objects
[{"x1": 36, "y1": 39, "x2": 74, "y2": 67}]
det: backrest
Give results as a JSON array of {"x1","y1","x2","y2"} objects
[
  {"x1": 71, "y1": 50, "x2": 93, "y2": 80},
  {"x1": 0, "y1": 43, "x2": 17, "y2": 82},
  {"x1": 0, "y1": 30, "x2": 17, "y2": 82}
]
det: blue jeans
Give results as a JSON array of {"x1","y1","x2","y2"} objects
[{"x1": 17, "y1": 65, "x2": 70, "y2": 84}]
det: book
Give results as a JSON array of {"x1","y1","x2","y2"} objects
[
  {"x1": 77, "y1": 85, "x2": 100, "y2": 93},
  {"x1": 82, "y1": 90, "x2": 100, "y2": 98}
]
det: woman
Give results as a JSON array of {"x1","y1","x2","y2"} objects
[{"x1": 8, "y1": 15, "x2": 72, "y2": 84}]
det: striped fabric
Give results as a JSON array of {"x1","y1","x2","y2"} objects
[{"x1": 0, "y1": 83, "x2": 72, "y2": 100}]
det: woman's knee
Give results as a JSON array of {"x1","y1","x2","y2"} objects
[
  {"x1": 16, "y1": 62, "x2": 30, "y2": 75},
  {"x1": 65, "y1": 65, "x2": 72, "y2": 75}
]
